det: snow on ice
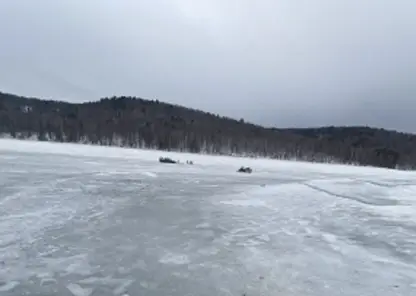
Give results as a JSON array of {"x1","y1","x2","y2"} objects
[{"x1": 1, "y1": 139, "x2": 416, "y2": 295}]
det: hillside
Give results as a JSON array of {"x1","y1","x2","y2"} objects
[{"x1": 1, "y1": 91, "x2": 415, "y2": 169}]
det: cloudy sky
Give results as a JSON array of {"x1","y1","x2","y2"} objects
[{"x1": 1, "y1": 1, "x2": 415, "y2": 132}]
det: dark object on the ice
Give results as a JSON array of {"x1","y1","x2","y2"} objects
[
  {"x1": 237, "y1": 166, "x2": 252, "y2": 173},
  {"x1": 186, "y1": 160, "x2": 194, "y2": 165},
  {"x1": 159, "y1": 157, "x2": 176, "y2": 164}
]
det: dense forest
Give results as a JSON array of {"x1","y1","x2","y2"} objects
[{"x1": 1, "y1": 91, "x2": 415, "y2": 170}]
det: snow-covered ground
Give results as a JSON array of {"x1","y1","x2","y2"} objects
[{"x1": 1, "y1": 139, "x2": 416, "y2": 296}]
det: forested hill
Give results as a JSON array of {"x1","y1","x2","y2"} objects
[{"x1": 1, "y1": 91, "x2": 415, "y2": 170}]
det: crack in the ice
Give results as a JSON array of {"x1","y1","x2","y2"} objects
[{"x1": 302, "y1": 183, "x2": 399, "y2": 206}]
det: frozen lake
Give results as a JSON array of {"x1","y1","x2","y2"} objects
[{"x1": 1, "y1": 139, "x2": 416, "y2": 296}]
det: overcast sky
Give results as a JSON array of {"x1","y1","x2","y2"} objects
[{"x1": 1, "y1": 1, "x2": 415, "y2": 132}]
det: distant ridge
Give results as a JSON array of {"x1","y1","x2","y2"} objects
[{"x1": 1, "y1": 91, "x2": 415, "y2": 170}]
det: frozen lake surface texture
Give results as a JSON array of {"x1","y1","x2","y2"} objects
[{"x1": 1, "y1": 139, "x2": 416, "y2": 296}]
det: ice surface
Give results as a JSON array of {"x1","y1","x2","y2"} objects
[
  {"x1": 67, "y1": 283, "x2": 94, "y2": 296},
  {"x1": 0, "y1": 281, "x2": 20, "y2": 292},
  {"x1": 1, "y1": 139, "x2": 416, "y2": 295}
]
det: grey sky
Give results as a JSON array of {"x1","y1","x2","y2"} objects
[{"x1": 1, "y1": 1, "x2": 415, "y2": 132}]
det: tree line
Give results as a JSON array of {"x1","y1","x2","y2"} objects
[{"x1": 1, "y1": 91, "x2": 415, "y2": 170}]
